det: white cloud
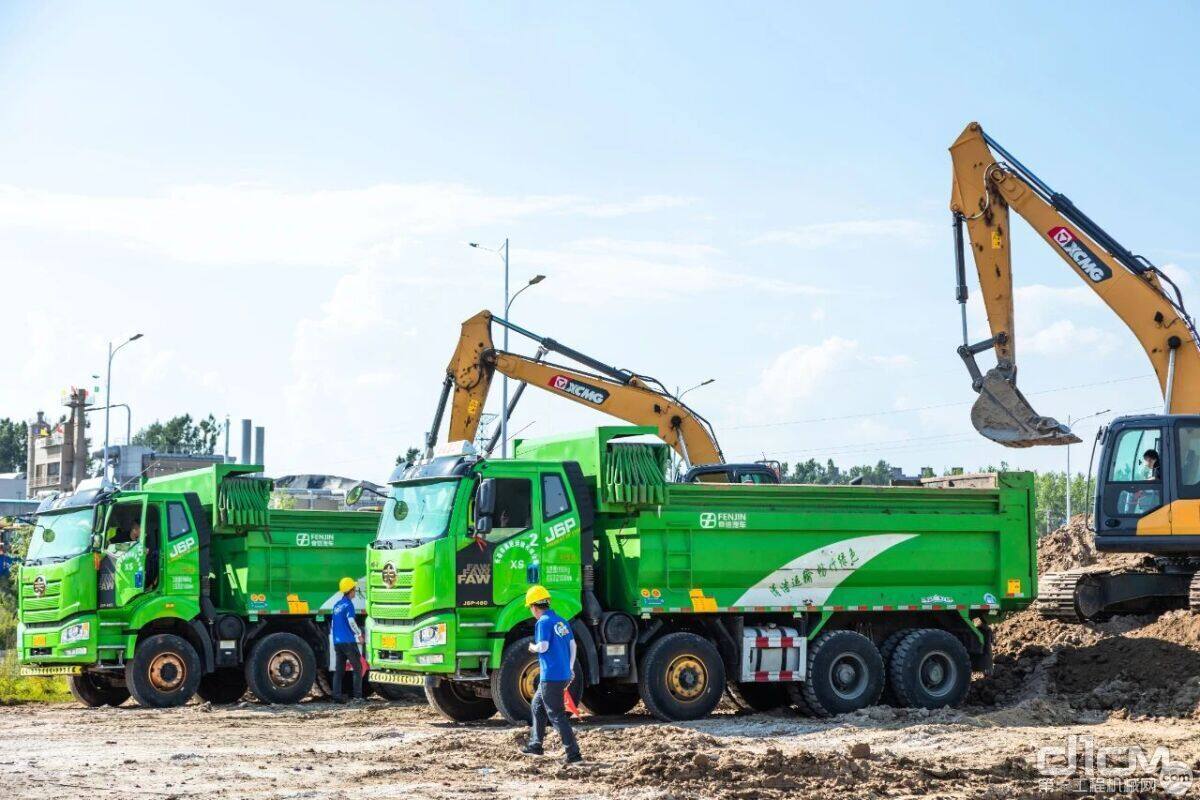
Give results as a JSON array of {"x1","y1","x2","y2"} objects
[
  {"x1": 0, "y1": 183, "x2": 691, "y2": 268},
  {"x1": 752, "y1": 219, "x2": 937, "y2": 249},
  {"x1": 1024, "y1": 319, "x2": 1118, "y2": 357},
  {"x1": 1160, "y1": 262, "x2": 1192, "y2": 289}
]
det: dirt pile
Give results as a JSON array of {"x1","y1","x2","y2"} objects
[
  {"x1": 1036, "y1": 516, "x2": 1147, "y2": 574},
  {"x1": 975, "y1": 608, "x2": 1200, "y2": 718}
]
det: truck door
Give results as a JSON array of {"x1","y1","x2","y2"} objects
[
  {"x1": 98, "y1": 499, "x2": 159, "y2": 609},
  {"x1": 457, "y1": 473, "x2": 533, "y2": 607},
  {"x1": 1097, "y1": 425, "x2": 1168, "y2": 539}
]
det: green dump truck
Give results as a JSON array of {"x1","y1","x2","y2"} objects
[
  {"x1": 17, "y1": 464, "x2": 380, "y2": 708},
  {"x1": 366, "y1": 427, "x2": 1036, "y2": 723}
]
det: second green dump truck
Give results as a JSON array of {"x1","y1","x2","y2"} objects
[
  {"x1": 17, "y1": 464, "x2": 380, "y2": 708},
  {"x1": 366, "y1": 426, "x2": 1037, "y2": 723}
]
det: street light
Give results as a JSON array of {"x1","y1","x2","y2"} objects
[
  {"x1": 469, "y1": 238, "x2": 547, "y2": 457},
  {"x1": 1065, "y1": 408, "x2": 1110, "y2": 522},
  {"x1": 678, "y1": 378, "x2": 715, "y2": 403},
  {"x1": 104, "y1": 333, "x2": 143, "y2": 483}
]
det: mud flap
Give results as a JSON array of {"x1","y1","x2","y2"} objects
[{"x1": 970, "y1": 366, "x2": 1080, "y2": 448}]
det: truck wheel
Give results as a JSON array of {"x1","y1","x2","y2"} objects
[
  {"x1": 425, "y1": 676, "x2": 497, "y2": 722},
  {"x1": 580, "y1": 683, "x2": 640, "y2": 716},
  {"x1": 125, "y1": 634, "x2": 201, "y2": 708},
  {"x1": 731, "y1": 681, "x2": 790, "y2": 712},
  {"x1": 245, "y1": 632, "x2": 316, "y2": 705},
  {"x1": 638, "y1": 632, "x2": 726, "y2": 722},
  {"x1": 375, "y1": 682, "x2": 421, "y2": 702},
  {"x1": 800, "y1": 630, "x2": 883, "y2": 717},
  {"x1": 491, "y1": 636, "x2": 583, "y2": 725},
  {"x1": 888, "y1": 629, "x2": 971, "y2": 710},
  {"x1": 197, "y1": 668, "x2": 248, "y2": 704},
  {"x1": 786, "y1": 682, "x2": 814, "y2": 716},
  {"x1": 69, "y1": 672, "x2": 130, "y2": 708},
  {"x1": 878, "y1": 628, "x2": 916, "y2": 707}
]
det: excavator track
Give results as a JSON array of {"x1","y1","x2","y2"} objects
[
  {"x1": 1190, "y1": 572, "x2": 1200, "y2": 613},
  {"x1": 1035, "y1": 569, "x2": 1095, "y2": 622}
]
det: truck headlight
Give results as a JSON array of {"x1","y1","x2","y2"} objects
[
  {"x1": 412, "y1": 623, "x2": 447, "y2": 649},
  {"x1": 61, "y1": 622, "x2": 90, "y2": 644}
]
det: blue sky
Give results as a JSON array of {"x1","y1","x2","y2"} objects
[{"x1": 2, "y1": 3, "x2": 1199, "y2": 479}]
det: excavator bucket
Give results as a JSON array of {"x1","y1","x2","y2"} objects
[{"x1": 970, "y1": 366, "x2": 1080, "y2": 448}]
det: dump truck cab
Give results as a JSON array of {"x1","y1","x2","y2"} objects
[{"x1": 365, "y1": 443, "x2": 587, "y2": 690}]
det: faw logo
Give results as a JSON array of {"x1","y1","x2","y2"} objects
[
  {"x1": 548, "y1": 375, "x2": 609, "y2": 405},
  {"x1": 1048, "y1": 226, "x2": 1111, "y2": 283},
  {"x1": 457, "y1": 563, "x2": 491, "y2": 585},
  {"x1": 32, "y1": 576, "x2": 46, "y2": 597}
]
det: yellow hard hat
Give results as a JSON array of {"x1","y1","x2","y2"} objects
[
  {"x1": 339, "y1": 577, "x2": 356, "y2": 593},
  {"x1": 525, "y1": 585, "x2": 551, "y2": 606}
]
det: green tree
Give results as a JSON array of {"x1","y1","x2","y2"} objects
[
  {"x1": 396, "y1": 446, "x2": 420, "y2": 466},
  {"x1": 132, "y1": 413, "x2": 220, "y2": 454},
  {"x1": 0, "y1": 419, "x2": 28, "y2": 473},
  {"x1": 778, "y1": 457, "x2": 895, "y2": 486},
  {"x1": 1034, "y1": 470, "x2": 1094, "y2": 537}
]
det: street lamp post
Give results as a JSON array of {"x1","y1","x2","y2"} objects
[
  {"x1": 469, "y1": 238, "x2": 545, "y2": 457},
  {"x1": 1065, "y1": 408, "x2": 1110, "y2": 523},
  {"x1": 678, "y1": 378, "x2": 715, "y2": 403},
  {"x1": 104, "y1": 333, "x2": 143, "y2": 482}
]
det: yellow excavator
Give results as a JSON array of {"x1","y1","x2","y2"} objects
[
  {"x1": 420, "y1": 310, "x2": 779, "y2": 483},
  {"x1": 950, "y1": 121, "x2": 1200, "y2": 620}
]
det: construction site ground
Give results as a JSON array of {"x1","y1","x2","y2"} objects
[{"x1": 4, "y1": 519, "x2": 1200, "y2": 799}]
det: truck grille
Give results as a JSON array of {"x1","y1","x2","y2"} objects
[{"x1": 21, "y1": 578, "x2": 65, "y2": 620}]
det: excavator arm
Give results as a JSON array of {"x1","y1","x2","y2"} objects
[
  {"x1": 426, "y1": 310, "x2": 724, "y2": 466},
  {"x1": 949, "y1": 121, "x2": 1200, "y2": 446}
]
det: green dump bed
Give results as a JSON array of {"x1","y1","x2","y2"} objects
[
  {"x1": 142, "y1": 464, "x2": 379, "y2": 617},
  {"x1": 515, "y1": 427, "x2": 1036, "y2": 620}
]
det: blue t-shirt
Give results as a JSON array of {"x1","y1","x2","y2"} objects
[
  {"x1": 534, "y1": 609, "x2": 573, "y2": 682},
  {"x1": 331, "y1": 595, "x2": 358, "y2": 645}
]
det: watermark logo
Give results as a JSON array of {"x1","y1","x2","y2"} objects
[{"x1": 1036, "y1": 734, "x2": 1193, "y2": 795}]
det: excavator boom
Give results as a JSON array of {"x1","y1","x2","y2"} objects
[
  {"x1": 949, "y1": 121, "x2": 1200, "y2": 446},
  {"x1": 430, "y1": 310, "x2": 724, "y2": 466}
]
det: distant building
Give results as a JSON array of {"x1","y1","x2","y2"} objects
[
  {"x1": 26, "y1": 388, "x2": 90, "y2": 498},
  {"x1": 0, "y1": 472, "x2": 26, "y2": 500},
  {"x1": 99, "y1": 444, "x2": 230, "y2": 489}
]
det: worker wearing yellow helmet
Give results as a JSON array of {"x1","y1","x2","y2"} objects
[
  {"x1": 519, "y1": 585, "x2": 582, "y2": 764},
  {"x1": 330, "y1": 576, "x2": 365, "y2": 703}
]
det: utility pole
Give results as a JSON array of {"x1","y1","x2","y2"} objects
[
  {"x1": 1065, "y1": 409, "x2": 1109, "y2": 523},
  {"x1": 104, "y1": 333, "x2": 143, "y2": 483}
]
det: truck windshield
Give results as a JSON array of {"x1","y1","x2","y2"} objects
[
  {"x1": 376, "y1": 479, "x2": 459, "y2": 548},
  {"x1": 25, "y1": 508, "x2": 95, "y2": 565}
]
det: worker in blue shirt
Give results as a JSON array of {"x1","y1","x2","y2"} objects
[
  {"x1": 331, "y1": 576, "x2": 364, "y2": 703},
  {"x1": 519, "y1": 585, "x2": 582, "y2": 764}
]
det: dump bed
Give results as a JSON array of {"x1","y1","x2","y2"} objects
[{"x1": 515, "y1": 426, "x2": 1037, "y2": 619}]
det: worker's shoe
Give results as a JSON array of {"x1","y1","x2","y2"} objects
[
  {"x1": 520, "y1": 744, "x2": 544, "y2": 756},
  {"x1": 563, "y1": 752, "x2": 584, "y2": 765}
]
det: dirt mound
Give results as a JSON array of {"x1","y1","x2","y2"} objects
[
  {"x1": 1037, "y1": 516, "x2": 1147, "y2": 574},
  {"x1": 974, "y1": 608, "x2": 1200, "y2": 718}
]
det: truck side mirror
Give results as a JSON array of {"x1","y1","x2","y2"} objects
[
  {"x1": 345, "y1": 485, "x2": 364, "y2": 506},
  {"x1": 475, "y1": 478, "x2": 496, "y2": 535}
]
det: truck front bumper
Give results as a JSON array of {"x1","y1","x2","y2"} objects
[
  {"x1": 368, "y1": 611, "x2": 459, "y2": 676},
  {"x1": 17, "y1": 615, "x2": 99, "y2": 666}
]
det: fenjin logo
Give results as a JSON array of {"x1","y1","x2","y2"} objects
[
  {"x1": 32, "y1": 576, "x2": 46, "y2": 597},
  {"x1": 699, "y1": 511, "x2": 747, "y2": 530},
  {"x1": 548, "y1": 374, "x2": 609, "y2": 405},
  {"x1": 1048, "y1": 226, "x2": 1111, "y2": 283}
]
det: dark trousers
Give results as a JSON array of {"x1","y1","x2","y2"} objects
[
  {"x1": 332, "y1": 642, "x2": 364, "y2": 699},
  {"x1": 529, "y1": 679, "x2": 579, "y2": 757}
]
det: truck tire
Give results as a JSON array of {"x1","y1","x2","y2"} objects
[
  {"x1": 800, "y1": 630, "x2": 883, "y2": 718},
  {"x1": 491, "y1": 636, "x2": 583, "y2": 725},
  {"x1": 638, "y1": 632, "x2": 726, "y2": 722},
  {"x1": 425, "y1": 676, "x2": 497, "y2": 722},
  {"x1": 731, "y1": 681, "x2": 790, "y2": 712},
  {"x1": 888, "y1": 629, "x2": 971, "y2": 710},
  {"x1": 786, "y1": 682, "x2": 814, "y2": 716},
  {"x1": 69, "y1": 672, "x2": 130, "y2": 708},
  {"x1": 878, "y1": 628, "x2": 916, "y2": 707},
  {"x1": 125, "y1": 633, "x2": 202, "y2": 708},
  {"x1": 245, "y1": 632, "x2": 316, "y2": 705},
  {"x1": 375, "y1": 682, "x2": 421, "y2": 702},
  {"x1": 580, "y1": 683, "x2": 640, "y2": 717},
  {"x1": 197, "y1": 668, "x2": 247, "y2": 704}
]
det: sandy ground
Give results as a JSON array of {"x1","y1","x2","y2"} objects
[{"x1": 1, "y1": 695, "x2": 1198, "y2": 800}]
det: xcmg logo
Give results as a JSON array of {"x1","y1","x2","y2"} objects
[
  {"x1": 1048, "y1": 226, "x2": 1111, "y2": 283},
  {"x1": 548, "y1": 375, "x2": 609, "y2": 405}
]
